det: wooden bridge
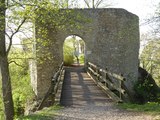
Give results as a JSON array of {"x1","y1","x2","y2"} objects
[
  {"x1": 38, "y1": 62, "x2": 127, "y2": 109},
  {"x1": 60, "y1": 66, "x2": 113, "y2": 107}
]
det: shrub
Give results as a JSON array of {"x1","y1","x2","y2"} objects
[
  {"x1": 63, "y1": 39, "x2": 74, "y2": 66},
  {"x1": 64, "y1": 54, "x2": 74, "y2": 66},
  {"x1": 10, "y1": 64, "x2": 34, "y2": 117},
  {"x1": 79, "y1": 54, "x2": 84, "y2": 64},
  {"x1": 134, "y1": 78, "x2": 159, "y2": 104}
]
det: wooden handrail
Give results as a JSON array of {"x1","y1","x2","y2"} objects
[
  {"x1": 37, "y1": 62, "x2": 64, "y2": 110},
  {"x1": 88, "y1": 62, "x2": 125, "y2": 81},
  {"x1": 87, "y1": 62, "x2": 126, "y2": 102},
  {"x1": 52, "y1": 62, "x2": 64, "y2": 83},
  {"x1": 99, "y1": 76, "x2": 125, "y2": 94},
  {"x1": 52, "y1": 62, "x2": 64, "y2": 94},
  {"x1": 99, "y1": 69, "x2": 125, "y2": 81}
]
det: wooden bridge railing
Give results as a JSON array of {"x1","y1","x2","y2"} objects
[
  {"x1": 87, "y1": 62, "x2": 126, "y2": 103},
  {"x1": 51, "y1": 62, "x2": 64, "y2": 95},
  {"x1": 37, "y1": 62, "x2": 64, "y2": 110}
]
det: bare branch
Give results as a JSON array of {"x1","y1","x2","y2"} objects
[
  {"x1": 17, "y1": 30, "x2": 33, "y2": 39},
  {"x1": 6, "y1": 23, "x2": 14, "y2": 34},
  {"x1": 92, "y1": 0, "x2": 95, "y2": 8},
  {"x1": 6, "y1": 18, "x2": 26, "y2": 55},
  {"x1": 6, "y1": 0, "x2": 9, "y2": 7},
  {"x1": 95, "y1": 0, "x2": 103, "y2": 8},
  {"x1": 12, "y1": 18, "x2": 26, "y2": 36},
  {"x1": 84, "y1": 0, "x2": 90, "y2": 8},
  {"x1": 9, "y1": 0, "x2": 35, "y2": 9},
  {"x1": 140, "y1": 16, "x2": 160, "y2": 26},
  {"x1": 6, "y1": 0, "x2": 24, "y2": 9},
  {"x1": 9, "y1": 60, "x2": 25, "y2": 67},
  {"x1": 5, "y1": 32, "x2": 11, "y2": 39}
]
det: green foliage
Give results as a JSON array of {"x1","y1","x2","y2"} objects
[
  {"x1": 32, "y1": 1, "x2": 88, "y2": 64},
  {"x1": 134, "y1": 77, "x2": 160, "y2": 104},
  {"x1": 0, "y1": 47, "x2": 34, "y2": 118},
  {"x1": 63, "y1": 39, "x2": 74, "y2": 65},
  {"x1": 64, "y1": 54, "x2": 74, "y2": 66},
  {"x1": 10, "y1": 51, "x2": 34, "y2": 117},
  {"x1": 0, "y1": 92, "x2": 4, "y2": 120},
  {"x1": 63, "y1": 36, "x2": 85, "y2": 66},
  {"x1": 79, "y1": 54, "x2": 85, "y2": 64},
  {"x1": 140, "y1": 40, "x2": 160, "y2": 86},
  {"x1": 118, "y1": 102, "x2": 160, "y2": 115},
  {"x1": 16, "y1": 105, "x2": 63, "y2": 120},
  {"x1": 1, "y1": 0, "x2": 88, "y2": 119}
]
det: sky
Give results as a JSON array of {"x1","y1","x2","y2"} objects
[
  {"x1": 114, "y1": 0, "x2": 157, "y2": 17},
  {"x1": 112, "y1": 0, "x2": 159, "y2": 33}
]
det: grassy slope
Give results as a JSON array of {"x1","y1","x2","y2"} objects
[
  {"x1": 16, "y1": 105, "x2": 63, "y2": 120},
  {"x1": 118, "y1": 102, "x2": 160, "y2": 115}
]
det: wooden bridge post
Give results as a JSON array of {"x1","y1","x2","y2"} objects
[
  {"x1": 119, "y1": 79, "x2": 122, "y2": 100},
  {"x1": 119, "y1": 74, "x2": 125, "y2": 100},
  {"x1": 105, "y1": 68, "x2": 108, "y2": 88},
  {"x1": 96, "y1": 67, "x2": 100, "y2": 83}
]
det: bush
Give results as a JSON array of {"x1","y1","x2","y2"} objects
[
  {"x1": 63, "y1": 39, "x2": 74, "y2": 66},
  {"x1": 14, "y1": 95, "x2": 25, "y2": 116},
  {"x1": 134, "y1": 78, "x2": 159, "y2": 104},
  {"x1": 79, "y1": 54, "x2": 84, "y2": 64},
  {"x1": 10, "y1": 64, "x2": 34, "y2": 117},
  {"x1": 64, "y1": 54, "x2": 74, "y2": 66}
]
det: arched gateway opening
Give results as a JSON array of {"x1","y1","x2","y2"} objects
[
  {"x1": 31, "y1": 9, "x2": 139, "y2": 100},
  {"x1": 63, "y1": 35, "x2": 85, "y2": 66}
]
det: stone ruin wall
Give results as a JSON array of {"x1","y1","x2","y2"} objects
[{"x1": 31, "y1": 8, "x2": 139, "y2": 99}]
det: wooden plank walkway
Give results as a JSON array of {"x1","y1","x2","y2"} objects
[{"x1": 60, "y1": 66, "x2": 113, "y2": 107}]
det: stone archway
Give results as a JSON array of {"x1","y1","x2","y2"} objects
[
  {"x1": 31, "y1": 8, "x2": 139, "y2": 99},
  {"x1": 63, "y1": 35, "x2": 85, "y2": 66}
]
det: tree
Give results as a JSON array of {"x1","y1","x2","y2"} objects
[
  {"x1": 140, "y1": 2, "x2": 160, "y2": 86},
  {"x1": 140, "y1": 40, "x2": 160, "y2": 86},
  {"x1": 83, "y1": 0, "x2": 112, "y2": 8},
  {"x1": 1, "y1": 0, "x2": 87, "y2": 119},
  {"x1": 0, "y1": 0, "x2": 14, "y2": 119},
  {"x1": 153, "y1": 3, "x2": 160, "y2": 37},
  {"x1": 57, "y1": 0, "x2": 79, "y2": 8},
  {"x1": 0, "y1": 0, "x2": 48, "y2": 119},
  {"x1": 144, "y1": 2, "x2": 160, "y2": 38}
]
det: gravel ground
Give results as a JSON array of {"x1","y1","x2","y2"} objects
[{"x1": 53, "y1": 103, "x2": 159, "y2": 120}]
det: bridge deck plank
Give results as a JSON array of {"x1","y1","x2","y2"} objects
[{"x1": 60, "y1": 66, "x2": 113, "y2": 107}]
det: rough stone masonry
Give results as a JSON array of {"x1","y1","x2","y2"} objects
[{"x1": 30, "y1": 8, "x2": 139, "y2": 100}]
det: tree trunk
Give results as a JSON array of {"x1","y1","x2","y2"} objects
[
  {"x1": 0, "y1": 57, "x2": 14, "y2": 120},
  {"x1": 0, "y1": 1, "x2": 14, "y2": 120},
  {"x1": 92, "y1": 0, "x2": 95, "y2": 8}
]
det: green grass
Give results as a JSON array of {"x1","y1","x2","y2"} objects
[
  {"x1": 118, "y1": 102, "x2": 160, "y2": 115},
  {"x1": 16, "y1": 115, "x2": 53, "y2": 120},
  {"x1": 16, "y1": 105, "x2": 63, "y2": 120}
]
